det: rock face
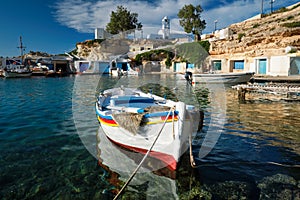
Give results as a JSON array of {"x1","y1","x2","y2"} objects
[
  {"x1": 210, "y1": 3, "x2": 300, "y2": 57},
  {"x1": 76, "y1": 39, "x2": 132, "y2": 60},
  {"x1": 76, "y1": 39, "x2": 173, "y2": 61}
]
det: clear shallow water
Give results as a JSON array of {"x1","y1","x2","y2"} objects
[{"x1": 0, "y1": 75, "x2": 299, "y2": 199}]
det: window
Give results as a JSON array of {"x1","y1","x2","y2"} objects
[
  {"x1": 233, "y1": 60, "x2": 244, "y2": 70},
  {"x1": 212, "y1": 60, "x2": 221, "y2": 71}
]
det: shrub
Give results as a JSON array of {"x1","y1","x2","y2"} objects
[
  {"x1": 275, "y1": 7, "x2": 288, "y2": 13},
  {"x1": 282, "y1": 22, "x2": 300, "y2": 28},
  {"x1": 135, "y1": 49, "x2": 174, "y2": 64},
  {"x1": 253, "y1": 23, "x2": 260, "y2": 28},
  {"x1": 198, "y1": 40, "x2": 210, "y2": 53},
  {"x1": 287, "y1": 16, "x2": 295, "y2": 20},
  {"x1": 238, "y1": 33, "x2": 246, "y2": 42}
]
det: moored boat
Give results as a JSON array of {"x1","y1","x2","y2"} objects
[
  {"x1": 191, "y1": 72, "x2": 254, "y2": 86},
  {"x1": 95, "y1": 86, "x2": 201, "y2": 170},
  {"x1": 2, "y1": 37, "x2": 32, "y2": 78},
  {"x1": 3, "y1": 66, "x2": 32, "y2": 78}
]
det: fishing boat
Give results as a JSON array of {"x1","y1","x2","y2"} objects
[
  {"x1": 2, "y1": 36, "x2": 32, "y2": 78},
  {"x1": 3, "y1": 65, "x2": 32, "y2": 78},
  {"x1": 95, "y1": 86, "x2": 201, "y2": 171},
  {"x1": 191, "y1": 72, "x2": 254, "y2": 86}
]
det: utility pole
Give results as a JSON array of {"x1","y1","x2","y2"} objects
[
  {"x1": 17, "y1": 36, "x2": 26, "y2": 63},
  {"x1": 214, "y1": 20, "x2": 218, "y2": 32},
  {"x1": 270, "y1": 0, "x2": 275, "y2": 13},
  {"x1": 261, "y1": 0, "x2": 264, "y2": 15}
]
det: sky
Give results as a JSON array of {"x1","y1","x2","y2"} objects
[{"x1": 1, "y1": 0, "x2": 299, "y2": 57}]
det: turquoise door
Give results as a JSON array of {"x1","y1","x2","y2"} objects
[
  {"x1": 187, "y1": 63, "x2": 194, "y2": 69},
  {"x1": 174, "y1": 63, "x2": 181, "y2": 72},
  {"x1": 258, "y1": 59, "x2": 267, "y2": 74}
]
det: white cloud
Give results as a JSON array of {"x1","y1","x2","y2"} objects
[
  {"x1": 53, "y1": 0, "x2": 299, "y2": 36},
  {"x1": 53, "y1": 0, "x2": 204, "y2": 36}
]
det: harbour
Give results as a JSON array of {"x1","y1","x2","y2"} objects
[
  {"x1": 0, "y1": 74, "x2": 299, "y2": 199},
  {"x1": 0, "y1": 1, "x2": 300, "y2": 199}
]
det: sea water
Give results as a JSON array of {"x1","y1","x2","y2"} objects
[{"x1": 0, "y1": 75, "x2": 299, "y2": 199}]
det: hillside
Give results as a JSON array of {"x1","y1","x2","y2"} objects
[
  {"x1": 210, "y1": 3, "x2": 300, "y2": 57},
  {"x1": 74, "y1": 3, "x2": 300, "y2": 61}
]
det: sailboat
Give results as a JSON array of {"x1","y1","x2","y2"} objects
[{"x1": 3, "y1": 36, "x2": 32, "y2": 78}]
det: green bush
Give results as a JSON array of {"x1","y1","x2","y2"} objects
[
  {"x1": 275, "y1": 7, "x2": 288, "y2": 13},
  {"x1": 282, "y1": 21, "x2": 300, "y2": 28},
  {"x1": 198, "y1": 40, "x2": 210, "y2": 53},
  {"x1": 238, "y1": 33, "x2": 246, "y2": 42},
  {"x1": 165, "y1": 55, "x2": 172, "y2": 68},
  {"x1": 135, "y1": 49, "x2": 174, "y2": 64},
  {"x1": 253, "y1": 23, "x2": 260, "y2": 28}
]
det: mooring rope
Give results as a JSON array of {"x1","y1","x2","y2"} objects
[
  {"x1": 113, "y1": 106, "x2": 174, "y2": 200},
  {"x1": 189, "y1": 112, "x2": 197, "y2": 168}
]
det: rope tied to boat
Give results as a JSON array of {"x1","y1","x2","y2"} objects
[
  {"x1": 113, "y1": 106, "x2": 175, "y2": 200},
  {"x1": 172, "y1": 109, "x2": 175, "y2": 139}
]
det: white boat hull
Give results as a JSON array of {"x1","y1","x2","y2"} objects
[
  {"x1": 95, "y1": 88, "x2": 200, "y2": 170},
  {"x1": 4, "y1": 71, "x2": 32, "y2": 78},
  {"x1": 192, "y1": 72, "x2": 254, "y2": 85}
]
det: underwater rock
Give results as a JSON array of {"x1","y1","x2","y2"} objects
[
  {"x1": 205, "y1": 181, "x2": 257, "y2": 200},
  {"x1": 257, "y1": 174, "x2": 299, "y2": 200}
]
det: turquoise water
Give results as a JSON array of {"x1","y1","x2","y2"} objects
[{"x1": 0, "y1": 75, "x2": 299, "y2": 199}]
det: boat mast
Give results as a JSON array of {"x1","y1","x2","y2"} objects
[{"x1": 17, "y1": 36, "x2": 26, "y2": 63}]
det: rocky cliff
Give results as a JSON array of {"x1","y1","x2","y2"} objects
[
  {"x1": 76, "y1": 38, "x2": 173, "y2": 60},
  {"x1": 76, "y1": 39, "x2": 132, "y2": 60},
  {"x1": 75, "y1": 3, "x2": 300, "y2": 61},
  {"x1": 210, "y1": 3, "x2": 300, "y2": 57}
]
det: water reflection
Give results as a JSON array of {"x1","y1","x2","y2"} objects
[
  {"x1": 96, "y1": 127, "x2": 179, "y2": 199},
  {"x1": 226, "y1": 88, "x2": 300, "y2": 156}
]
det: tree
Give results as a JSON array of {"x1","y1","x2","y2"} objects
[
  {"x1": 106, "y1": 5, "x2": 142, "y2": 37},
  {"x1": 177, "y1": 4, "x2": 206, "y2": 41}
]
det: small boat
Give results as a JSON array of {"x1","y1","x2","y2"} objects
[
  {"x1": 3, "y1": 66, "x2": 32, "y2": 78},
  {"x1": 95, "y1": 86, "x2": 201, "y2": 170},
  {"x1": 191, "y1": 72, "x2": 254, "y2": 86},
  {"x1": 31, "y1": 63, "x2": 49, "y2": 76},
  {"x1": 2, "y1": 37, "x2": 31, "y2": 78}
]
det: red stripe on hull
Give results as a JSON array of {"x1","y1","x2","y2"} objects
[
  {"x1": 100, "y1": 117, "x2": 117, "y2": 125},
  {"x1": 107, "y1": 137, "x2": 178, "y2": 171},
  {"x1": 161, "y1": 115, "x2": 178, "y2": 120}
]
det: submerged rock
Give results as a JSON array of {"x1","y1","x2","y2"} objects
[
  {"x1": 205, "y1": 181, "x2": 257, "y2": 200},
  {"x1": 257, "y1": 174, "x2": 300, "y2": 200}
]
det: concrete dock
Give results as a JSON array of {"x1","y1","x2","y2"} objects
[{"x1": 232, "y1": 83, "x2": 300, "y2": 102}]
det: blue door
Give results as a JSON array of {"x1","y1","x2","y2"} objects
[
  {"x1": 187, "y1": 63, "x2": 194, "y2": 69},
  {"x1": 258, "y1": 59, "x2": 267, "y2": 74}
]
